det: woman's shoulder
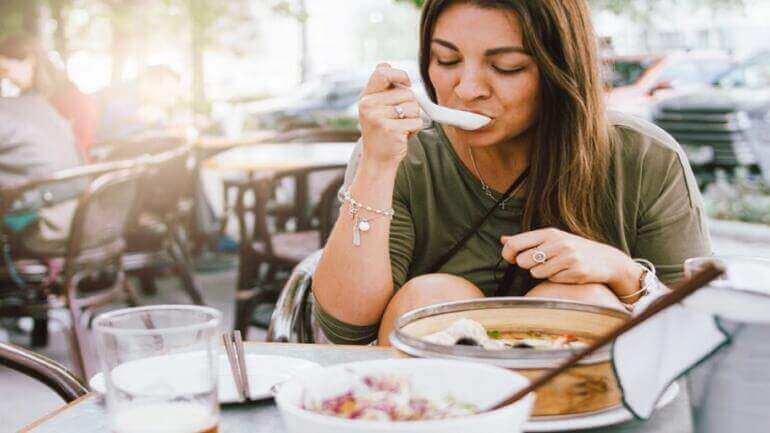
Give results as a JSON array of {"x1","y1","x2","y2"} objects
[
  {"x1": 607, "y1": 110, "x2": 702, "y2": 208},
  {"x1": 608, "y1": 110, "x2": 686, "y2": 162}
]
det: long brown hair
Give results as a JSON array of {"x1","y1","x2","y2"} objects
[
  {"x1": 0, "y1": 33, "x2": 73, "y2": 98},
  {"x1": 419, "y1": 0, "x2": 614, "y2": 242}
]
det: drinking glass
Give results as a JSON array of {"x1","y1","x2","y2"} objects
[{"x1": 94, "y1": 305, "x2": 222, "y2": 433}]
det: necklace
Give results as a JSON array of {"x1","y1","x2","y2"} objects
[{"x1": 468, "y1": 145, "x2": 523, "y2": 210}]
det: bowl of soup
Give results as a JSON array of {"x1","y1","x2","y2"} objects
[{"x1": 389, "y1": 297, "x2": 629, "y2": 417}]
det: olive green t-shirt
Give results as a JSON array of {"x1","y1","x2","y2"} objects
[{"x1": 314, "y1": 111, "x2": 712, "y2": 344}]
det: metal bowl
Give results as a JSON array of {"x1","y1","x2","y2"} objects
[{"x1": 390, "y1": 297, "x2": 630, "y2": 417}]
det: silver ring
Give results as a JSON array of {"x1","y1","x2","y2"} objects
[
  {"x1": 394, "y1": 105, "x2": 406, "y2": 119},
  {"x1": 532, "y1": 249, "x2": 548, "y2": 264}
]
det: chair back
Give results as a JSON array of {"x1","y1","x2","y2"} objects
[
  {"x1": 267, "y1": 250, "x2": 322, "y2": 343},
  {"x1": 236, "y1": 165, "x2": 344, "y2": 257},
  {"x1": 65, "y1": 167, "x2": 143, "y2": 271},
  {"x1": 141, "y1": 146, "x2": 194, "y2": 219},
  {"x1": 101, "y1": 139, "x2": 193, "y2": 221},
  {"x1": 236, "y1": 177, "x2": 275, "y2": 255},
  {"x1": 0, "y1": 341, "x2": 88, "y2": 402},
  {"x1": 317, "y1": 174, "x2": 344, "y2": 245}
]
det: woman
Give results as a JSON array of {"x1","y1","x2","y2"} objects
[
  {"x1": 0, "y1": 34, "x2": 97, "y2": 161},
  {"x1": 312, "y1": 0, "x2": 711, "y2": 345}
]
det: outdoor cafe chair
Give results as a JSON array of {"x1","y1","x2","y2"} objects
[
  {"x1": 266, "y1": 250, "x2": 322, "y2": 343},
  {"x1": 0, "y1": 341, "x2": 88, "y2": 403},
  {"x1": 232, "y1": 166, "x2": 344, "y2": 338},
  {"x1": 99, "y1": 138, "x2": 204, "y2": 305},
  {"x1": 0, "y1": 164, "x2": 145, "y2": 379}
]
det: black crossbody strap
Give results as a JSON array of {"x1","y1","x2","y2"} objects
[{"x1": 427, "y1": 168, "x2": 529, "y2": 274}]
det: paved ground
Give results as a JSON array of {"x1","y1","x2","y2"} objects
[{"x1": 1, "y1": 231, "x2": 768, "y2": 433}]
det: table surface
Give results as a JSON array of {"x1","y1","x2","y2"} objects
[
  {"x1": 203, "y1": 142, "x2": 355, "y2": 172},
  {"x1": 196, "y1": 131, "x2": 280, "y2": 150},
  {"x1": 22, "y1": 343, "x2": 693, "y2": 433}
]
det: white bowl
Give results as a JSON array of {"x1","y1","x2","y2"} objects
[{"x1": 274, "y1": 358, "x2": 534, "y2": 433}]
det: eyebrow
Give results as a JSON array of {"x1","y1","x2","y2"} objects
[{"x1": 431, "y1": 38, "x2": 529, "y2": 56}]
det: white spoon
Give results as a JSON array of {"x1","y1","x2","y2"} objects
[{"x1": 395, "y1": 83, "x2": 492, "y2": 131}]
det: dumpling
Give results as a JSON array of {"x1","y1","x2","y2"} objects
[{"x1": 422, "y1": 318, "x2": 507, "y2": 350}]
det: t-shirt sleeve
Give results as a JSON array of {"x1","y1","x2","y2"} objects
[
  {"x1": 389, "y1": 162, "x2": 415, "y2": 290},
  {"x1": 633, "y1": 143, "x2": 712, "y2": 285}
]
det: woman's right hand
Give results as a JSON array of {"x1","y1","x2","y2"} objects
[{"x1": 358, "y1": 63, "x2": 423, "y2": 166}]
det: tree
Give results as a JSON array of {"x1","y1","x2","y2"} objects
[
  {"x1": 272, "y1": 0, "x2": 310, "y2": 82},
  {"x1": 0, "y1": 0, "x2": 44, "y2": 40}
]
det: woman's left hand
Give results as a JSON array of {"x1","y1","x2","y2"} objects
[{"x1": 500, "y1": 228, "x2": 641, "y2": 293}]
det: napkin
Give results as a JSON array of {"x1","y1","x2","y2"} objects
[{"x1": 612, "y1": 263, "x2": 770, "y2": 420}]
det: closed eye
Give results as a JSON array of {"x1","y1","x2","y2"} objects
[
  {"x1": 493, "y1": 66, "x2": 525, "y2": 75},
  {"x1": 436, "y1": 59, "x2": 461, "y2": 67}
]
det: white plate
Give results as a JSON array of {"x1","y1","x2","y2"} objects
[
  {"x1": 89, "y1": 353, "x2": 320, "y2": 403},
  {"x1": 523, "y1": 382, "x2": 680, "y2": 432}
]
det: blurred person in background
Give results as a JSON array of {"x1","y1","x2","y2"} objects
[
  {"x1": 0, "y1": 33, "x2": 97, "y2": 162},
  {"x1": 0, "y1": 92, "x2": 83, "y2": 255},
  {"x1": 93, "y1": 65, "x2": 183, "y2": 146}
]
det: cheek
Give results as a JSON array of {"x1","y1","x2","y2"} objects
[
  {"x1": 496, "y1": 70, "x2": 541, "y2": 125},
  {"x1": 427, "y1": 64, "x2": 457, "y2": 104}
]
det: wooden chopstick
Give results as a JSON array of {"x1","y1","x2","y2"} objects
[
  {"x1": 233, "y1": 330, "x2": 251, "y2": 400},
  {"x1": 222, "y1": 333, "x2": 246, "y2": 402},
  {"x1": 485, "y1": 263, "x2": 725, "y2": 413}
]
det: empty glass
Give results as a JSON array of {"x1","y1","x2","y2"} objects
[{"x1": 93, "y1": 305, "x2": 222, "y2": 433}]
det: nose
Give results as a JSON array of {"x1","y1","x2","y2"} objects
[{"x1": 454, "y1": 66, "x2": 491, "y2": 102}]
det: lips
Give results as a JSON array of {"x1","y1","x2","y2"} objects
[{"x1": 460, "y1": 108, "x2": 495, "y2": 119}]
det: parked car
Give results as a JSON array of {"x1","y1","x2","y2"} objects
[
  {"x1": 604, "y1": 51, "x2": 734, "y2": 120},
  {"x1": 653, "y1": 51, "x2": 770, "y2": 186},
  {"x1": 239, "y1": 70, "x2": 370, "y2": 131},
  {"x1": 239, "y1": 61, "x2": 426, "y2": 133}
]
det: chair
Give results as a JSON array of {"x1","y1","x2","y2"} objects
[
  {"x1": 0, "y1": 341, "x2": 87, "y2": 402},
  {"x1": 0, "y1": 164, "x2": 144, "y2": 378},
  {"x1": 233, "y1": 165, "x2": 344, "y2": 337},
  {"x1": 120, "y1": 145, "x2": 204, "y2": 305},
  {"x1": 267, "y1": 251, "x2": 322, "y2": 343},
  {"x1": 99, "y1": 139, "x2": 204, "y2": 305}
]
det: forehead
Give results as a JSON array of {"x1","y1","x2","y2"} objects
[{"x1": 432, "y1": 3, "x2": 524, "y2": 48}]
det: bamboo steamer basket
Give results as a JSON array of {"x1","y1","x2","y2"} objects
[{"x1": 389, "y1": 297, "x2": 629, "y2": 417}]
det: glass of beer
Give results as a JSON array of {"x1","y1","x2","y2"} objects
[{"x1": 94, "y1": 305, "x2": 222, "y2": 433}]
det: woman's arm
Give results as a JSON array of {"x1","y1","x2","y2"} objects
[{"x1": 312, "y1": 64, "x2": 422, "y2": 326}]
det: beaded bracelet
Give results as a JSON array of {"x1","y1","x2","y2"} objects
[{"x1": 341, "y1": 188, "x2": 395, "y2": 246}]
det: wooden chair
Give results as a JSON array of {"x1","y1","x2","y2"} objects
[{"x1": 232, "y1": 165, "x2": 344, "y2": 337}]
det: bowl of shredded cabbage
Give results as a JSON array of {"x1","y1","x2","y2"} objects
[{"x1": 274, "y1": 358, "x2": 533, "y2": 433}]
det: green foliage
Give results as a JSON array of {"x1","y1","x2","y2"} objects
[
  {"x1": 271, "y1": 0, "x2": 308, "y2": 22},
  {"x1": 704, "y1": 169, "x2": 770, "y2": 225},
  {"x1": 394, "y1": 0, "x2": 425, "y2": 7},
  {"x1": 0, "y1": 0, "x2": 36, "y2": 39}
]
